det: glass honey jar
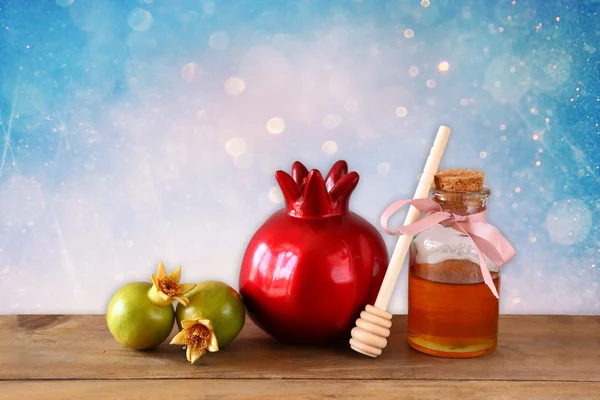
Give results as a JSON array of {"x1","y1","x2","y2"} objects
[{"x1": 407, "y1": 169, "x2": 502, "y2": 358}]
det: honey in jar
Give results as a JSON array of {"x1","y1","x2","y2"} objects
[{"x1": 408, "y1": 169, "x2": 501, "y2": 358}]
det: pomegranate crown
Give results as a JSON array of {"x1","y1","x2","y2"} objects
[{"x1": 275, "y1": 160, "x2": 360, "y2": 218}]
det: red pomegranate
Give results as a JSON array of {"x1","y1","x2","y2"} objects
[{"x1": 238, "y1": 160, "x2": 389, "y2": 345}]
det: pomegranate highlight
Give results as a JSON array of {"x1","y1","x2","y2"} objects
[{"x1": 238, "y1": 160, "x2": 389, "y2": 345}]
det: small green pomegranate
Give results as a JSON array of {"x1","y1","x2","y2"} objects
[
  {"x1": 172, "y1": 281, "x2": 246, "y2": 363},
  {"x1": 106, "y1": 262, "x2": 196, "y2": 350}
]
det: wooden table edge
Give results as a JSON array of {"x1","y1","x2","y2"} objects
[{"x1": 2, "y1": 378, "x2": 599, "y2": 400}]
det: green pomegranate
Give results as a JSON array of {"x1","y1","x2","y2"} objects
[
  {"x1": 173, "y1": 281, "x2": 245, "y2": 362},
  {"x1": 106, "y1": 262, "x2": 196, "y2": 350}
]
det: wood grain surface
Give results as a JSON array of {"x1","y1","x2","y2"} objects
[
  {"x1": 2, "y1": 380, "x2": 600, "y2": 400},
  {"x1": 1, "y1": 315, "x2": 599, "y2": 399}
]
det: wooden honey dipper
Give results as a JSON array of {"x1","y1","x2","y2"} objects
[{"x1": 349, "y1": 125, "x2": 452, "y2": 357}]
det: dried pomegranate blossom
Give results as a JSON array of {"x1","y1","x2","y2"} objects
[
  {"x1": 148, "y1": 262, "x2": 197, "y2": 307},
  {"x1": 170, "y1": 319, "x2": 219, "y2": 364},
  {"x1": 184, "y1": 324, "x2": 211, "y2": 354},
  {"x1": 157, "y1": 276, "x2": 182, "y2": 297}
]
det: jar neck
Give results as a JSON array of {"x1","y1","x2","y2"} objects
[{"x1": 430, "y1": 186, "x2": 490, "y2": 216}]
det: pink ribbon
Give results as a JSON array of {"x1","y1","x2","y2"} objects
[{"x1": 380, "y1": 199, "x2": 516, "y2": 298}]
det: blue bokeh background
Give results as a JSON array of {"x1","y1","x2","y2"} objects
[{"x1": 0, "y1": 0, "x2": 598, "y2": 314}]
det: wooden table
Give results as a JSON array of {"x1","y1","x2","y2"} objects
[{"x1": 1, "y1": 315, "x2": 599, "y2": 399}]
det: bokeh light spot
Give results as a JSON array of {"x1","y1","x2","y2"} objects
[
  {"x1": 395, "y1": 107, "x2": 408, "y2": 117},
  {"x1": 532, "y1": 48, "x2": 571, "y2": 91},
  {"x1": 266, "y1": 117, "x2": 285, "y2": 134},
  {"x1": 234, "y1": 153, "x2": 253, "y2": 169},
  {"x1": 322, "y1": 114, "x2": 342, "y2": 129},
  {"x1": 322, "y1": 141, "x2": 338, "y2": 154},
  {"x1": 128, "y1": 9, "x2": 153, "y2": 32},
  {"x1": 269, "y1": 187, "x2": 284, "y2": 204},
  {"x1": 421, "y1": 0, "x2": 431, "y2": 7},
  {"x1": 56, "y1": 0, "x2": 74, "y2": 6},
  {"x1": 203, "y1": 1, "x2": 216, "y2": 14},
  {"x1": 69, "y1": 0, "x2": 114, "y2": 32},
  {"x1": 437, "y1": 61, "x2": 450, "y2": 72},
  {"x1": 225, "y1": 137, "x2": 246, "y2": 157},
  {"x1": 377, "y1": 162, "x2": 391, "y2": 175},
  {"x1": 181, "y1": 63, "x2": 203, "y2": 83},
  {"x1": 545, "y1": 199, "x2": 592, "y2": 245},
  {"x1": 344, "y1": 100, "x2": 358, "y2": 112},
  {"x1": 404, "y1": 29, "x2": 414, "y2": 39},
  {"x1": 426, "y1": 79, "x2": 436, "y2": 88},
  {"x1": 224, "y1": 77, "x2": 245, "y2": 95},
  {"x1": 480, "y1": 151, "x2": 488, "y2": 159},
  {"x1": 484, "y1": 55, "x2": 531, "y2": 103},
  {"x1": 209, "y1": 31, "x2": 230, "y2": 50}
]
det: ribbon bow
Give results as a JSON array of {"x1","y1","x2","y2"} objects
[{"x1": 380, "y1": 199, "x2": 516, "y2": 298}]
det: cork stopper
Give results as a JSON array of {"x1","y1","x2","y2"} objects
[
  {"x1": 431, "y1": 169, "x2": 488, "y2": 215},
  {"x1": 434, "y1": 169, "x2": 484, "y2": 192}
]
